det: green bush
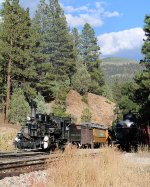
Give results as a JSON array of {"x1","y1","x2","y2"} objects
[
  {"x1": 82, "y1": 94, "x2": 88, "y2": 104},
  {"x1": 9, "y1": 88, "x2": 30, "y2": 124},
  {"x1": 81, "y1": 108, "x2": 92, "y2": 122},
  {"x1": 53, "y1": 104, "x2": 68, "y2": 117}
]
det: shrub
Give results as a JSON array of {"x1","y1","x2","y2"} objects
[
  {"x1": 82, "y1": 94, "x2": 88, "y2": 104},
  {"x1": 81, "y1": 108, "x2": 92, "y2": 122},
  {"x1": 53, "y1": 104, "x2": 67, "y2": 117},
  {"x1": 8, "y1": 88, "x2": 30, "y2": 124}
]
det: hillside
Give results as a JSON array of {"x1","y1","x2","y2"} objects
[
  {"x1": 101, "y1": 57, "x2": 144, "y2": 85},
  {"x1": 66, "y1": 90, "x2": 116, "y2": 127}
]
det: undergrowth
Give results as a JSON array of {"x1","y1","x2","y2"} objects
[
  {"x1": 43, "y1": 146, "x2": 150, "y2": 187},
  {"x1": 0, "y1": 132, "x2": 17, "y2": 151}
]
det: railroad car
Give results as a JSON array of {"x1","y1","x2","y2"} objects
[
  {"x1": 68, "y1": 123, "x2": 108, "y2": 148},
  {"x1": 80, "y1": 123, "x2": 108, "y2": 148}
]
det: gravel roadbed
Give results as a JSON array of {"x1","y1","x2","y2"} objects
[{"x1": 0, "y1": 170, "x2": 49, "y2": 187}]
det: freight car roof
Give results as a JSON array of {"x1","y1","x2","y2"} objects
[{"x1": 80, "y1": 122, "x2": 108, "y2": 130}]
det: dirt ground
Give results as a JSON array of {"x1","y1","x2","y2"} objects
[{"x1": 0, "y1": 113, "x2": 20, "y2": 151}]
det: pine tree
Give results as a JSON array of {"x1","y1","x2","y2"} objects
[
  {"x1": 0, "y1": 0, "x2": 36, "y2": 121},
  {"x1": 33, "y1": 0, "x2": 75, "y2": 101},
  {"x1": 102, "y1": 82, "x2": 114, "y2": 101},
  {"x1": 0, "y1": 22, "x2": 5, "y2": 99},
  {"x1": 81, "y1": 23, "x2": 104, "y2": 95},
  {"x1": 71, "y1": 59, "x2": 91, "y2": 95},
  {"x1": 141, "y1": 15, "x2": 150, "y2": 69},
  {"x1": 72, "y1": 28, "x2": 81, "y2": 59},
  {"x1": 48, "y1": 0, "x2": 75, "y2": 82},
  {"x1": 0, "y1": 29, "x2": 5, "y2": 111},
  {"x1": 32, "y1": 0, "x2": 55, "y2": 100},
  {"x1": 112, "y1": 79, "x2": 122, "y2": 102},
  {"x1": 131, "y1": 15, "x2": 150, "y2": 121},
  {"x1": 8, "y1": 88, "x2": 30, "y2": 124}
]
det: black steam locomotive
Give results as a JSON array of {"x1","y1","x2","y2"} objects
[
  {"x1": 15, "y1": 113, "x2": 75, "y2": 151},
  {"x1": 14, "y1": 108, "x2": 108, "y2": 151},
  {"x1": 112, "y1": 111, "x2": 150, "y2": 151}
]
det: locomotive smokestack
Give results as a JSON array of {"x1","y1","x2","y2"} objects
[{"x1": 31, "y1": 100, "x2": 37, "y2": 118}]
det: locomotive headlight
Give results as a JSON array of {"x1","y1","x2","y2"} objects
[
  {"x1": 44, "y1": 135, "x2": 49, "y2": 141},
  {"x1": 27, "y1": 116, "x2": 31, "y2": 121},
  {"x1": 15, "y1": 136, "x2": 20, "y2": 142}
]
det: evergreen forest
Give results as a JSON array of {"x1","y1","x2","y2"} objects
[{"x1": 0, "y1": 0, "x2": 149, "y2": 124}]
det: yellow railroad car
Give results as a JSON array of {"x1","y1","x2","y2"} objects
[
  {"x1": 93, "y1": 128, "x2": 108, "y2": 143},
  {"x1": 80, "y1": 123, "x2": 108, "y2": 148}
]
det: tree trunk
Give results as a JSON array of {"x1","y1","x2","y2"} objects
[{"x1": 5, "y1": 58, "x2": 11, "y2": 123}]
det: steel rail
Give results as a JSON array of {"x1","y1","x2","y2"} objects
[
  {"x1": 0, "y1": 151, "x2": 99, "y2": 180},
  {"x1": 0, "y1": 151, "x2": 49, "y2": 158},
  {"x1": 0, "y1": 155, "x2": 50, "y2": 179}
]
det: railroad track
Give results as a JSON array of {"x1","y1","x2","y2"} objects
[
  {"x1": 0, "y1": 151, "x2": 47, "y2": 158},
  {"x1": 0, "y1": 150, "x2": 99, "y2": 180},
  {"x1": 0, "y1": 151, "x2": 50, "y2": 179}
]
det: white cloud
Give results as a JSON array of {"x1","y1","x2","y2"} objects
[
  {"x1": 103, "y1": 11, "x2": 120, "y2": 18},
  {"x1": 66, "y1": 13, "x2": 103, "y2": 27},
  {"x1": 63, "y1": 2, "x2": 120, "y2": 28},
  {"x1": 98, "y1": 27, "x2": 145, "y2": 55},
  {"x1": 63, "y1": 5, "x2": 89, "y2": 13},
  {"x1": 95, "y1": 2, "x2": 103, "y2": 9}
]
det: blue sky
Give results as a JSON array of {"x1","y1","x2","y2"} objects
[{"x1": 1, "y1": 0, "x2": 150, "y2": 60}]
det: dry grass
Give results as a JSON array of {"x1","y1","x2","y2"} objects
[
  {"x1": 0, "y1": 130, "x2": 17, "y2": 151},
  {"x1": 42, "y1": 146, "x2": 150, "y2": 187},
  {"x1": 137, "y1": 145, "x2": 149, "y2": 154}
]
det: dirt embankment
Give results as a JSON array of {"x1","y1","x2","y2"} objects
[
  {"x1": 0, "y1": 125, "x2": 19, "y2": 151},
  {"x1": 0, "y1": 113, "x2": 20, "y2": 151},
  {"x1": 66, "y1": 90, "x2": 116, "y2": 127}
]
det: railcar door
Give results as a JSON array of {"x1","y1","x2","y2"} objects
[{"x1": 81, "y1": 127, "x2": 93, "y2": 148}]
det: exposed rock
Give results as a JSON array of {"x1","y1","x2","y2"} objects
[
  {"x1": 87, "y1": 93, "x2": 116, "y2": 126},
  {"x1": 66, "y1": 90, "x2": 116, "y2": 127}
]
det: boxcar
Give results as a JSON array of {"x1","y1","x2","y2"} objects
[{"x1": 80, "y1": 123, "x2": 108, "y2": 148}]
